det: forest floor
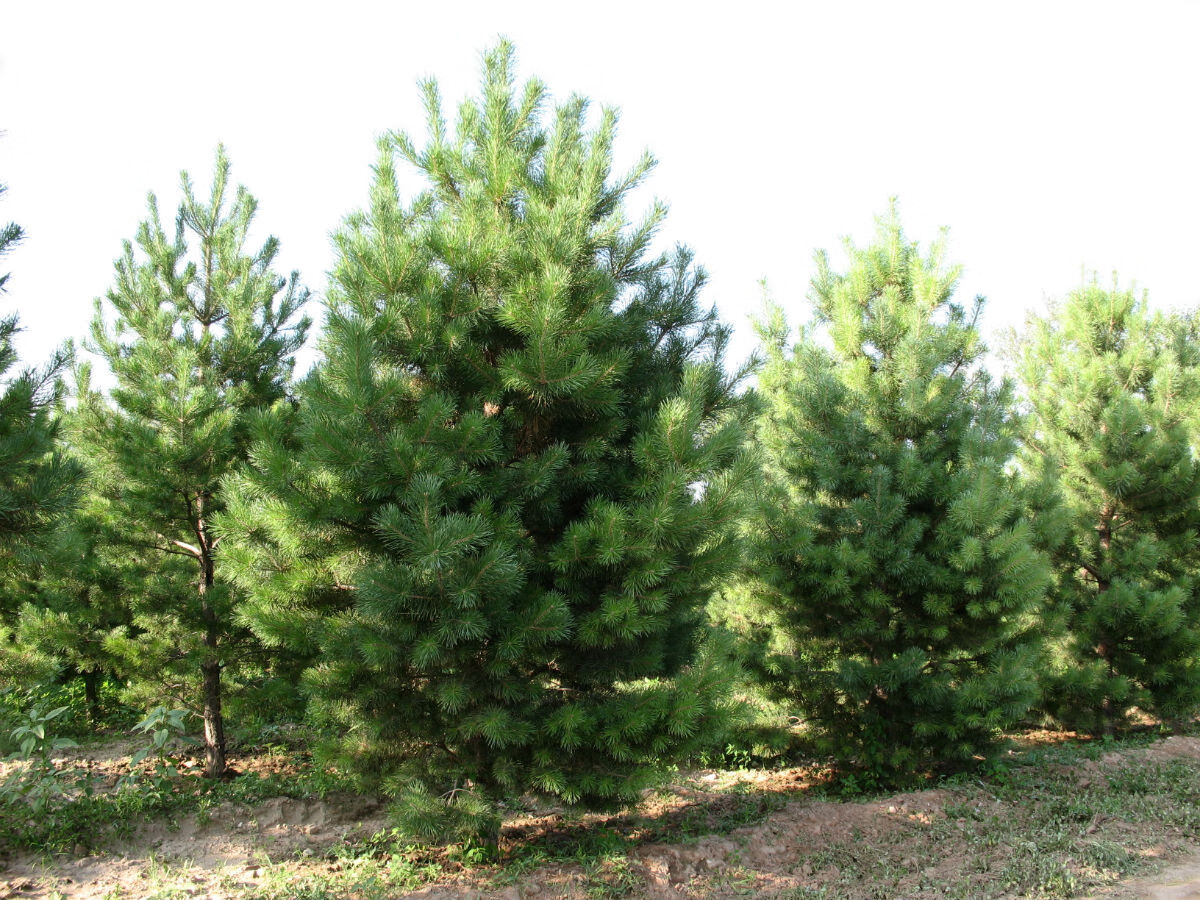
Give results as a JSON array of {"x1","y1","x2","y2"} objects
[{"x1": 3, "y1": 730, "x2": 1200, "y2": 899}]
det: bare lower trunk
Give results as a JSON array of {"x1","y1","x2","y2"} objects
[
  {"x1": 198, "y1": 541, "x2": 227, "y2": 778},
  {"x1": 201, "y1": 654, "x2": 226, "y2": 777},
  {"x1": 83, "y1": 669, "x2": 100, "y2": 725},
  {"x1": 1097, "y1": 503, "x2": 1115, "y2": 737}
]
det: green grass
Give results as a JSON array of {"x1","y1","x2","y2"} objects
[
  {"x1": 5, "y1": 726, "x2": 1200, "y2": 900},
  {"x1": 0, "y1": 755, "x2": 357, "y2": 855},
  {"x1": 762, "y1": 747, "x2": 1200, "y2": 900},
  {"x1": 485, "y1": 732, "x2": 1200, "y2": 900}
]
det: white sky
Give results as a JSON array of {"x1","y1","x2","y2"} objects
[{"x1": 2, "y1": 1, "x2": 1198, "y2": 379}]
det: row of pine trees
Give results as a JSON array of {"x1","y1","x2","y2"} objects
[{"x1": 3, "y1": 45, "x2": 1199, "y2": 841}]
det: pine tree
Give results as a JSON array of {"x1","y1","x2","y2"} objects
[
  {"x1": 220, "y1": 43, "x2": 748, "y2": 841},
  {"x1": 748, "y1": 206, "x2": 1051, "y2": 782},
  {"x1": 1018, "y1": 282, "x2": 1200, "y2": 733},
  {"x1": 6, "y1": 438, "x2": 146, "y2": 720},
  {"x1": 77, "y1": 150, "x2": 309, "y2": 775},
  {"x1": 0, "y1": 180, "x2": 78, "y2": 562},
  {"x1": 0, "y1": 177, "x2": 82, "y2": 700}
]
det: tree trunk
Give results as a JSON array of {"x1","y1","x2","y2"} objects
[
  {"x1": 201, "y1": 654, "x2": 226, "y2": 777},
  {"x1": 83, "y1": 669, "x2": 100, "y2": 725},
  {"x1": 1101, "y1": 693, "x2": 1115, "y2": 738},
  {"x1": 197, "y1": 546, "x2": 227, "y2": 778},
  {"x1": 1097, "y1": 501, "x2": 1116, "y2": 737}
]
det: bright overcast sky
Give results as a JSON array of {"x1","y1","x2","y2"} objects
[{"x1": 2, "y1": 1, "x2": 1197, "y2": 378}]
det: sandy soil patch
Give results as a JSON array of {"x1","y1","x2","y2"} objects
[{"x1": 3, "y1": 736, "x2": 1200, "y2": 899}]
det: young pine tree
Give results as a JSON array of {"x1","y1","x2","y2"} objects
[
  {"x1": 749, "y1": 207, "x2": 1051, "y2": 782},
  {"x1": 0, "y1": 179, "x2": 79, "y2": 565},
  {"x1": 1018, "y1": 282, "x2": 1200, "y2": 733},
  {"x1": 8, "y1": 441, "x2": 146, "y2": 722},
  {"x1": 77, "y1": 150, "x2": 309, "y2": 775},
  {"x1": 220, "y1": 43, "x2": 749, "y2": 841}
]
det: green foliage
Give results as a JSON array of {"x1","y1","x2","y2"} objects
[
  {"x1": 0, "y1": 629, "x2": 59, "y2": 697},
  {"x1": 0, "y1": 178, "x2": 85, "y2": 718},
  {"x1": 0, "y1": 704, "x2": 79, "y2": 813},
  {"x1": 122, "y1": 706, "x2": 195, "y2": 792},
  {"x1": 221, "y1": 42, "x2": 750, "y2": 842},
  {"x1": 693, "y1": 603, "x2": 801, "y2": 766},
  {"x1": 743, "y1": 205, "x2": 1051, "y2": 781},
  {"x1": 0, "y1": 178, "x2": 80, "y2": 606},
  {"x1": 76, "y1": 147, "x2": 310, "y2": 775},
  {"x1": 0, "y1": 676, "x2": 134, "y2": 751},
  {"x1": 1018, "y1": 281, "x2": 1200, "y2": 732},
  {"x1": 2, "y1": 467, "x2": 141, "y2": 718}
]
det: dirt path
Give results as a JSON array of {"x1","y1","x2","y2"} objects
[
  {"x1": 1090, "y1": 855, "x2": 1200, "y2": 899},
  {"x1": 3, "y1": 736, "x2": 1200, "y2": 899},
  {"x1": 0, "y1": 793, "x2": 392, "y2": 899}
]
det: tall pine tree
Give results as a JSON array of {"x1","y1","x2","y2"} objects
[
  {"x1": 1018, "y1": 282, "x2": 1200, "y2": 733},
  {"x1": 220, "y1": 43, "x2": 748, "y2": 840},
  {"x1": 748, "y1": 207, "x2": 1050, "y2": 781},
  {"x1": 78, "y1": 150, "x2": 309, "y2": 775}
]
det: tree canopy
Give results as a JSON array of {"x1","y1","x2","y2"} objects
[
  {"x1": 220, "y1": 42, "x2": 749, "y2": 841},
  {"x1": 744, "y1": 206, "x2": 1051, "y2": 781},
  {"x1": 76, "y1": 149, "x2": 309, "y2": 775},
  {"x1": 1019, "y1": 282, "x2": 1200, "y2": 732}
]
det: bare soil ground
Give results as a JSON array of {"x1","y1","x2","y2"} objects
[{"x1": 3, "y1": 735, "x2": 1200, "y2": 899}]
